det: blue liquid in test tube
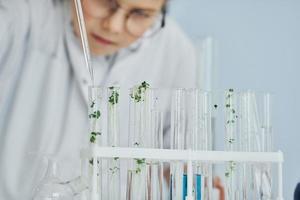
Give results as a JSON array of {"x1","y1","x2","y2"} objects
[
  {"x1": 195, "y1": 174, "x2": 201, "y2": 200},
  {"x1": 183, "y1": 174, "x2": 187, "y2": 200},
  {"x1": 182, "y1": 174, "x2": 202, "y2": 200}
]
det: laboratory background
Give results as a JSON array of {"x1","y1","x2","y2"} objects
[{"x1": 169, "y1": 0, "x2": 300, "y2": 199}]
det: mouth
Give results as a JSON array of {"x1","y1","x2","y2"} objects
[{"x1": 91, "y1": 33, "x2": 115, "y2": 46}]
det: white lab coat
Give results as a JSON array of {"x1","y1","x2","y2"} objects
[{"x1": 0, "y1": 0, "x2": 197, "y2": 199}]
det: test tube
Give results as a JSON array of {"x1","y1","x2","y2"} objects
[
  {"x1": 243, "y1": 91, "x2": 273, "y2": 200},
  {"x1": 107, "y1": 87, "x2": 121, "y2": 200},
  {"x1": 239, "y1": 91, "x2": 252, "y2": 200},
  {"x1": 251, "y1": 92, "x2": 264, "y2": 200},
  {"x1": 171, "y1": 89, "x2": 211, "y2": 200},
  {"x1": 127, "y1": 83, "x2": 152, "y2": 200},
  {"x1": 128, "y1": 87, "x2": 165, "y2": 200},
  {"x1": 88, "y1": 86, "x2": 104, "y2": 200},
  {"x1": 170, "y1": 89, "x2": 187, "y2": 200},
  {"x1": 88, "y1": 86, "x2": 104, "y2": 146},
  {"x1": 239, "y1": 91, "x2": 264, "y2": 200},
  {"x1": 196, "y1": 91, "x2": 213, "y2": 200},
  {"x1": 147, "y1": 106, "x2": 164, "y2": 200},
  {"x1": 260, "y1": 93, "x2": 273, "y2": 200},
  {"x1": 224, "y1": 89, "x2": 239, "y2": 200}
]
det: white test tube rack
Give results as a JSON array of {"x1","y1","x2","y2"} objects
[{"x1": 80, "y1": 147, "x2": 284, "y2": 200}]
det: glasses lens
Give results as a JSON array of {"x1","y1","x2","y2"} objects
[{"x1": 127, "y1": 13, "x2": 163, "y2": 37}]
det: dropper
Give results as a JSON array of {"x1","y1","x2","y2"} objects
[{"x1": 73, "y1": 0, "x2": 95, "y2": 86}]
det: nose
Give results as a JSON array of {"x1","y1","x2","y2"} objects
[{"x1": 102, "y1": 10, "x2": 126, "y2": 34}]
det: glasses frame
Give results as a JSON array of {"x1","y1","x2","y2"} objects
[{"x1": 91, "y1": 0, "x2": 167, "y2": 37}]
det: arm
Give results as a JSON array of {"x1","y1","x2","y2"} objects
[
  {"x1": 0, "y1": 2, "x2": 13, "y2": 58},
  {"x1": 0, "y1": 0, "x2": 29, "y2": 61},
  {"x1": 0, "y1": 0, "x2": 30, "y2": 115}
]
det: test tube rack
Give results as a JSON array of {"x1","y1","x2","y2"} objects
[{"x1": 80, "y1": 146, "x2": 284, "y2": 200}]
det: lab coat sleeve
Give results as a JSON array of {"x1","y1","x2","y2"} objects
[
  {"x1": 0, "y1": 1, "x2": 13, "y2": 58},
  {"x1": 0, "y1": 0, "x2": 30, "y2": 114},
  {"x1": 0, "y1": 0, "x2": 30, "y2": 62}
]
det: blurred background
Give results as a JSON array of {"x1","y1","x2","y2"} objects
[{"x1": 169, "y1": 0, "x2": 300, "y2": 198}]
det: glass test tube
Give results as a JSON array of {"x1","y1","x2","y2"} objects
[
  {"x1": 147, "y1": 99, "x2": 164, "y2": 200},
  {"x1": 239, "y1": 91, "x2": 257, "y2": 200},
  {"x1": 107, "y1": 87, "x2": 121, "y2": 200},
  {"x1": 251, "y1": 92, "x2": 263, "y2": 200},
  {"x1": 239, "y1": 91, "x2": 271, "y2": 200},
  {"x1": 245, "y1": 91, "x2": 273, "y2": 200},
  {"x1": 127, "y1": 84, "x2": 152, "y2": 200},
  {"x1": 260, "y1": 93, "x2": 273, "y2": 200},
  {"x1": 170, "y1": 89, "x2": 187, "y2": 200},
  {"x1": 184, "y1": 90, "x2": 213, "y2": 200},
  {"x1": 224, "y1": 89, "x2": 239, "y2": 200},
  {"x1": 196, "y1": 91, "x2": 213, "y2": 200},
  {"x1": 88, "y1": 86, "x2": 104, "y2": 200}
]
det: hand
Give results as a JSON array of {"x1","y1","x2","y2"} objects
[
  {"x1": 213, "y1": 176, "x2": 225, "y2": 200},
  {"x1": 213, "y1": 176, "x2": 223, "y2": 190}
]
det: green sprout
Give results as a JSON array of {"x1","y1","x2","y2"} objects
[
  {"x1": 226, "y1": 88, "x2": 234, "y2": 99},
  {"x1": 225, "y1": 89, "x2": 238, "y2": 179},
  {"x1": 226, "y1": 119, "x2": 236, "y2": 124},
  {"x1": 135, "y1": 158, "x2": 146, "y2": 165},
  {"x1": 225, "y1": 161, "x2": 236, "y2": 178},
  {"x1": 225, "y1": 88, "x2": 238, "y2": 126},
  {"x1": 134, "y1": 158, "x2": 146, "y2": 174},
  {"x1": 90, "y1": 132, "x2": 101, "y2": 143},
  {"x1": 130, "y1": 81, "x2": 150, "y2": 103},
  {"x1": 90, "y1": 101, "x2": 95, "y2": 108},
  {"x1": 89, "y1": 159, "x2": 100, "y2": 165},
  {"x1": 131, "y1": 143, "x2": 145, "y2": 174},
  {"x1": 225, "y1": 172, "x2": 230, "y2": 178},
  {"x1": 88, "y1": 159, "x2": 101, "y2": 176},
  {"x1": 108, "y1": 87, "x2": 119, "y2": 105},
  {"x1": 89, "y1": 110, "x2": 101, "y2": 119},
  {"x1": 109, "y1": 166, "x2": 120, "y2": 174},
  {"x1": 108, "y1": 157, "x2": 120, "y2": 175},
  {"x1": 228, "y1": 138, "x2": 235, "y2": 144},
  {"x1": 90, "y1": 136, "x2": 96, "y2": 143}
]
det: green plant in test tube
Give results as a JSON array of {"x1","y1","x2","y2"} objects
[
  {"x1": 88, "y1": 87, "x2": 103, "y2": 145},
  {"x1": 224, "y1": 89, "x2": 239, "y2": 200},
  {"x1": 127, "y1": 81, "x2": 150, "y2": 200},
  {"x1": 129, "y1": 81, "x2": 149, "y2": 173},
  {"x1": 107, "y1": 86, "x2": 121, "y2": 200},
  {"x1": 88, "y1": 86, "x2": 103, "y2": 199}
]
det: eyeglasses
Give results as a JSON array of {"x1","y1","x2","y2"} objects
[{"x1": 84, "y1": 0, "x2": 166, "y2": 37}]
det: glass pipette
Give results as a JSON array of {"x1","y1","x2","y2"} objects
[{"x1": 73, "y1": 0, "x2": 95, "y2": 85}]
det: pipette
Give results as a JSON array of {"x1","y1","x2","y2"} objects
[{"x1": 73, "y1": 0, "x2": 95, "y2": 86}]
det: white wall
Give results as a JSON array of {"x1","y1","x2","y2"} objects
[{"x1": 169, "y1": 0, "x2": 300, "y2": 198}]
